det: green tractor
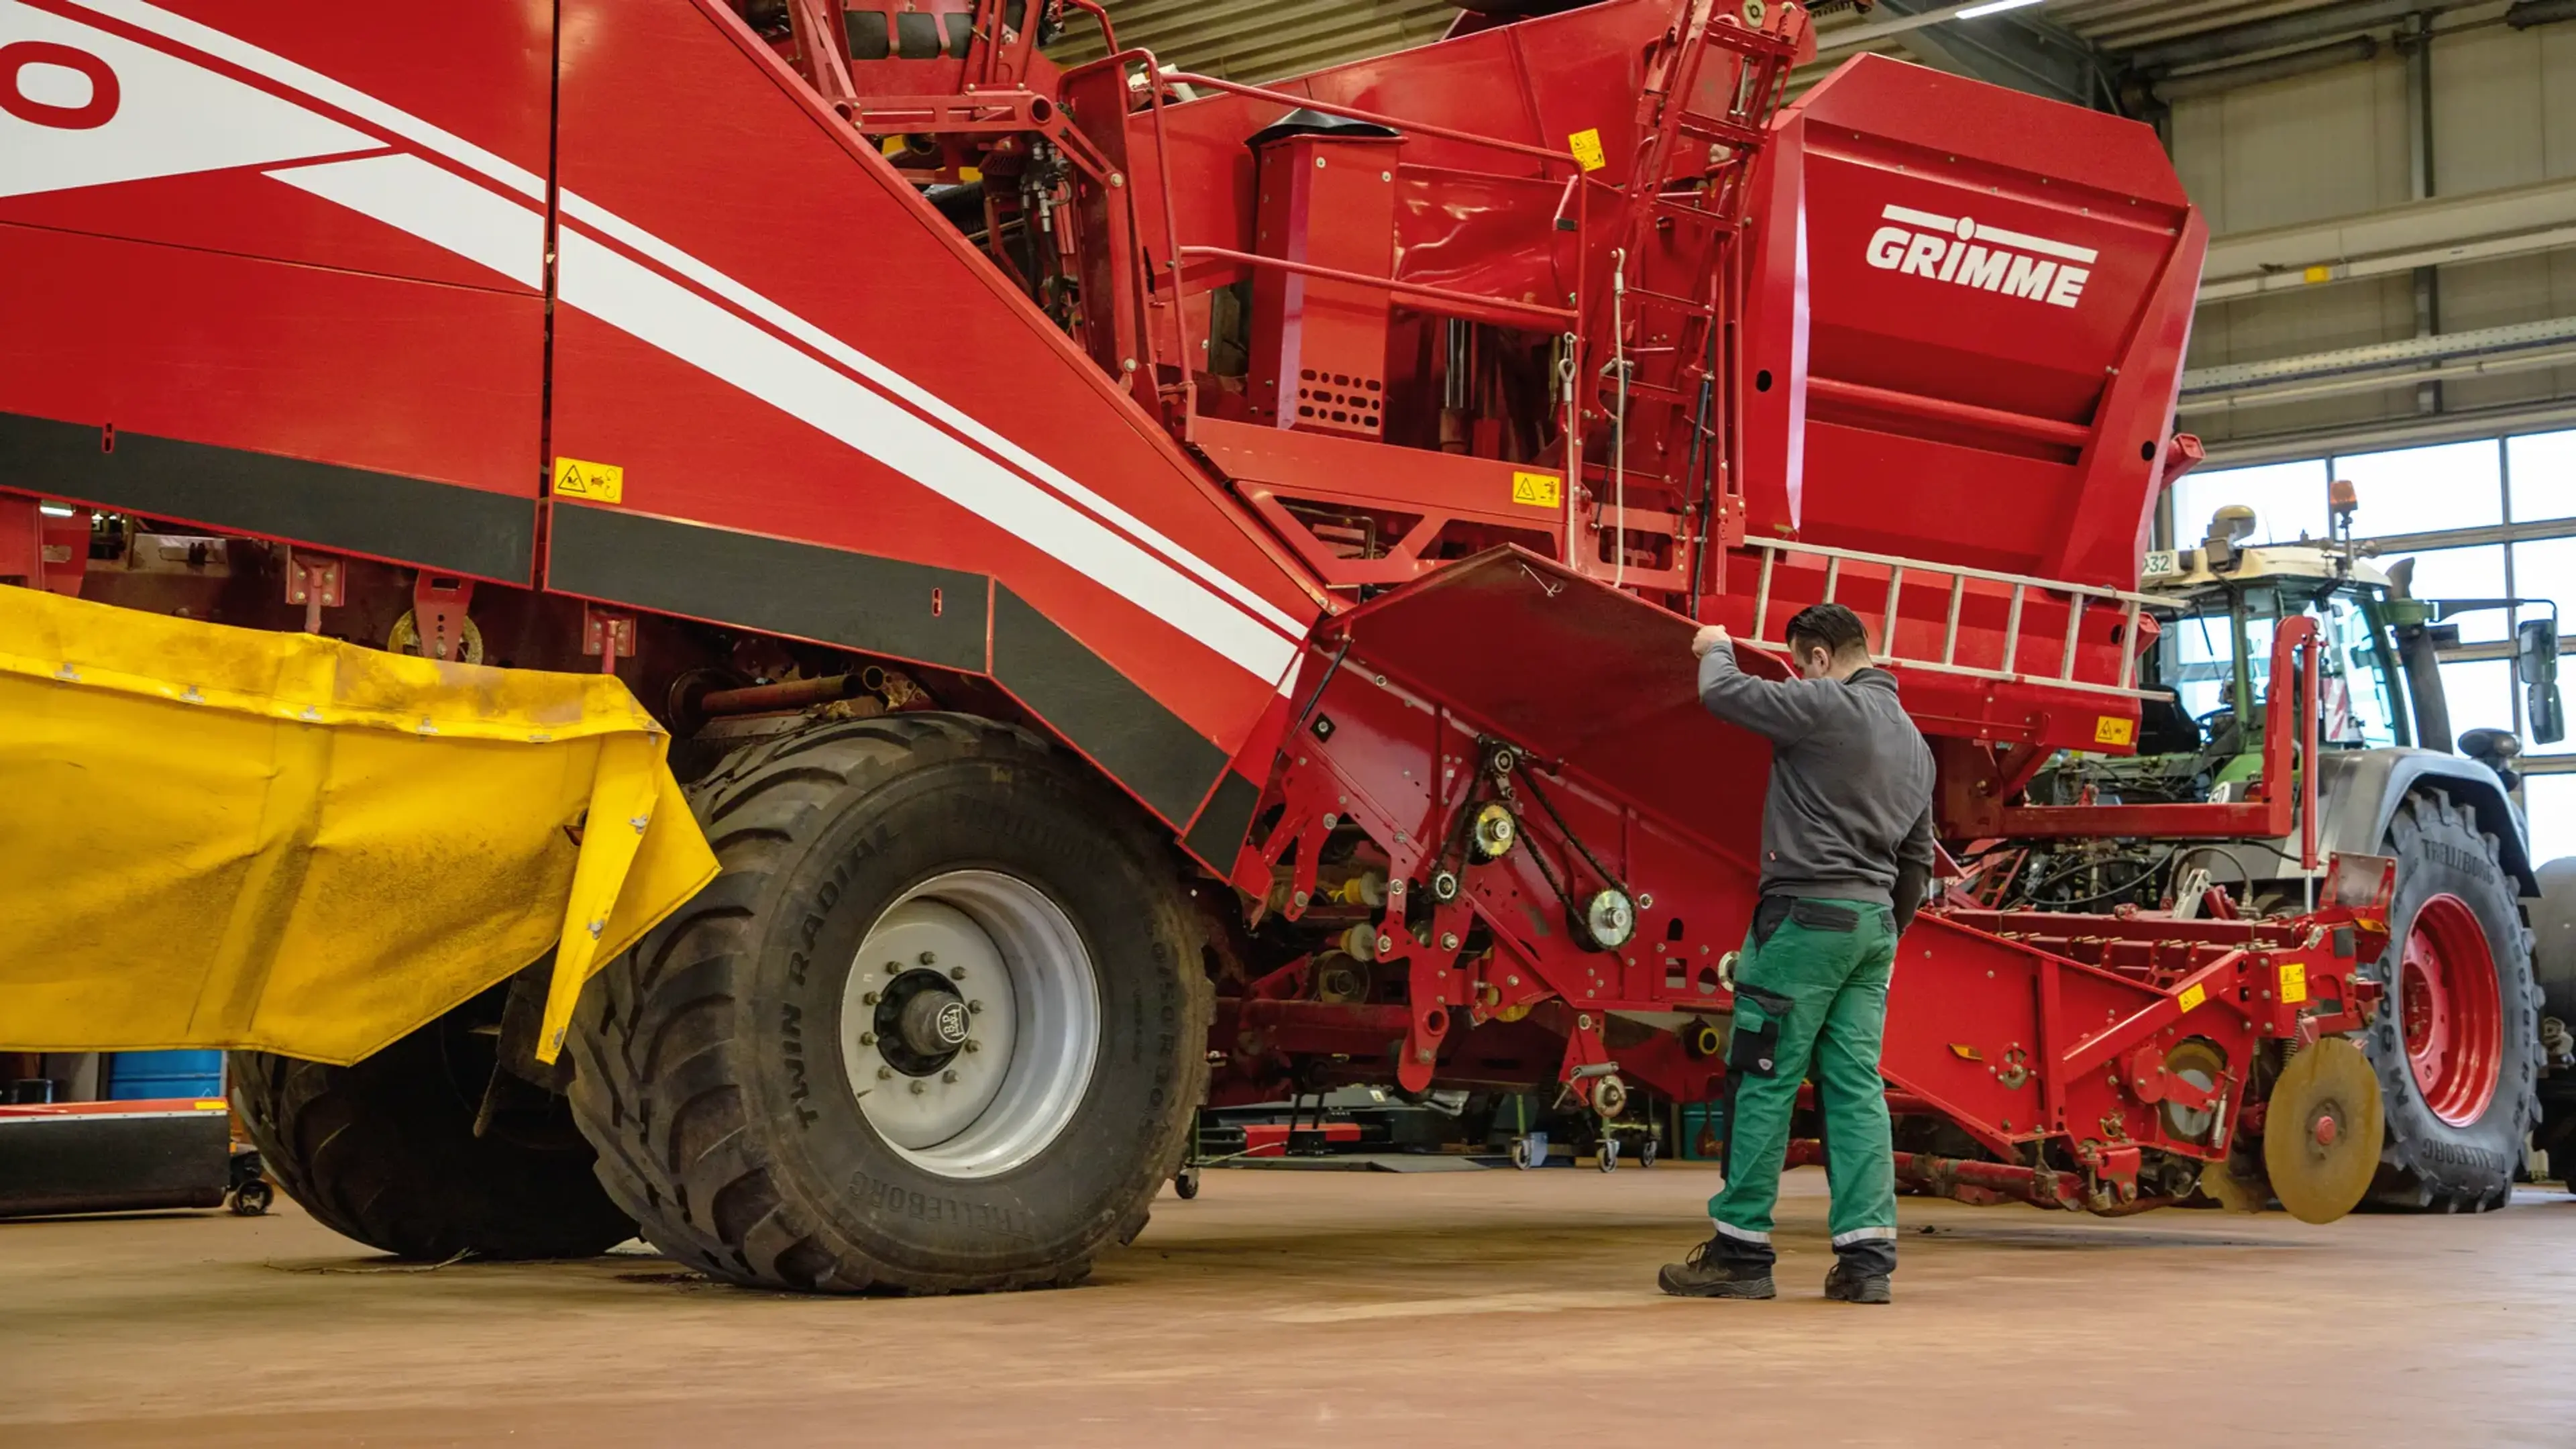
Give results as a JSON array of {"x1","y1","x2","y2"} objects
[{"x1": 1984, "y1": 494, "x2": 2569, "y2": 1211}]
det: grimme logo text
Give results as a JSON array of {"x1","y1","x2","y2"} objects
[{"x1": 1866, "y1": 204, "x2": 2096, "y2": 309}]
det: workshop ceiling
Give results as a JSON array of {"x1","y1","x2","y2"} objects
[{"x1": 1051, "y1": 1, "x2": 2394, "y2": 100}]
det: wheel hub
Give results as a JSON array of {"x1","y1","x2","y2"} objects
[
  {"x1": 2396, "y1": 893, "x2": 2502, "y2": 1128},
  {"x1": 874, "y1": 969, "x2": 971, "y2": 1075},
  {"x1": 839, "y1": 872, "x2": 1099, "y2": 1179}
]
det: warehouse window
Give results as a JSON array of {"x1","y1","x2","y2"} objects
[
  {"x1": 2529, "y1": 775, "x2": 2576, "y2": 864},
  {"x1": 2181, "y1": 427, "x2": 2574, "y2": 828},
  {"x1": 2443, "y1": 659, "x2": 2518, "y2": 737},
  {"x1": 2508, "y1": 430, "x2": 2576, "y2": 521},
  {"x1": 2337, "y1": 439, "x2": 2506, "y2": 536},
  {"x1": 2511, "y1": 535, "x2": 2575, "y2": 641},
  {"x1": 2397, "y1": 543, "x2": 2512, "y2": 643},
  {"x1": 2173, "y1": 458, "x2": 2328, "y2": 545}
]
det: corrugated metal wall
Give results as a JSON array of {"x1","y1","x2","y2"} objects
[
  {"x1": 1049, "y1": 0, "x2": 1462, "y2": 83},
  {"x1": 2175, "y1": 13, "x2": 2576, "y2": 444},
  {"x1": 2429, "y1": 15, "x2": 2576, "y2": 417}
]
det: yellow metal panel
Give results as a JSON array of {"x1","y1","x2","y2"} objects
[{"x1": 0, "y1": 587, "x2": 716, "y2": 1066}]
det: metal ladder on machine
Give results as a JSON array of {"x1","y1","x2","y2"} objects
[{"x1": 1584, "y1": 0, "x2": 1802, "y2": 592}]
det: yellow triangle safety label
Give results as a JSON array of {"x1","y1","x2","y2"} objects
[{"x1": 553, "y1": 456, "x2": 624, "y2": 504}]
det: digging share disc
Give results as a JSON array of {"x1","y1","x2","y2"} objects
[{"x1": 2263, "y1": 1037, "x2": 2383, "y2": 1224}]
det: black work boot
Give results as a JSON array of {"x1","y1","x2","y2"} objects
[
  {"x1": 1823, "y1": 1260, "x2": 1892, "y2": 1304},
  {"x1": 1657, "y1": 1234, "x2": 1776, "y2": 1299}
]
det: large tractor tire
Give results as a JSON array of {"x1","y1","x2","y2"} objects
[
  {"x1": 2360, "y1": 792, "x2": 2540, "y2": 1211},
  {"x1": 2526, "y1": 857, "x2": 2576, "y2": 1171},
  {"x1": 229, "y1": 988, "x2": 638, "y2": 1260},
  {"x1": 565, "y1": 715, "x2": 1210, "y2": 1294}
]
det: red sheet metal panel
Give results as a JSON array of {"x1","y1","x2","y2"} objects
[
  {"x1": 1743, "y1": 55, "x2": 2205, "y2": 592},
  {"x1": 0, "y1": 1, "x2": 552, "y2": 578},
  {"x1": 545, "y1": 0, "x2": 1322, "y2": 822}
]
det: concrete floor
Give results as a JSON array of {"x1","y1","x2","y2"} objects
[{"x1": 5, "y1": 1164, "x2": 2575, "y2": 1447}]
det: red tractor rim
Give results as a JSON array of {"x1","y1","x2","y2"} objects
[{"x1": 2397, "y1": 894, "x2": 2502, "y2": 1127}]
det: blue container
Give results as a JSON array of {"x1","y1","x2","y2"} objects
[{"x1": 104, "y1": 1051, "x2": 225, "y2": 1101}]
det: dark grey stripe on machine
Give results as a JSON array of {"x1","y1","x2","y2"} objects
[
  {"x1": 992, "y1": 585, "x2": 1228, "y2": 828},
  {"x1": 1183, "y1": 769, "x2": 1265, "y2": 870},
  {"x1": 0, "y1": 411, "x2": 534, "y2": 584},
  {"x1": 547, "y1": 502, "x2": 990, "y2": 672}
]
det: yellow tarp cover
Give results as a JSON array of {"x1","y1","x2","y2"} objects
[{"x1": 0, "y1": 586, "x2": 718, "y2": 1065}]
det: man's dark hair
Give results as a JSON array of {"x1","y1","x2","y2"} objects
[{"x1": 1784, "y1": 602, "x2": 1872, "y2": 661}]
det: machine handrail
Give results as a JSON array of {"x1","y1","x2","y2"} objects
[
  {"x1": 1739, "y1": 537, "x2": 2166, "y2": 700},
  {"x1": 1173, "y1": 245, "x2": 1577, "y2": 329}
]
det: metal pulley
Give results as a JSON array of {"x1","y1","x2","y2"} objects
[
  {"x1": 386, "y1": 608, "x2": 484, "y2": 664},
  {"x1": 1468, "y1": 802, "x2": 1517, "y2": 861},
  {"x1": 1585, "y1": 889, "x2": 1635, "y2": 949}
]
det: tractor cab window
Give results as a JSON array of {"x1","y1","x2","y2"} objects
[
  {"x1": 2324, "y1": 593, "x2": 2401, "y2": 748},
  {"x1": 2161, "y1": 582, "x2": 2398, "y2": 754}
]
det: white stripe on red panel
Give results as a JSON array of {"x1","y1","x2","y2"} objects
[{"x1": 45, "y1": 0, "x2": 1312, "y2": 684}]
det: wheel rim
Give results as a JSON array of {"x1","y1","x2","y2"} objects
[
  {"x1": 840, "y1": 870, "x2": 1099, "y2": 1179},
  {"x1": 2396, "y1": 892, "x2": 2502, "y2": 1128}
]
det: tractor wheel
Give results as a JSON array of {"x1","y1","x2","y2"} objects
[
  {"x1": 228, "y1": 987, "x2": 637, "y2": 1260},
  {"x1": 2526, "y1": 859, "x2": 2576, "y2": 1173},
  {"x1": 564, "y1": 715, "x2": 1210, "y2": 1294},
  {"x1": 2360, "y1": 792, "x2": 2540, "y2": 1211}
]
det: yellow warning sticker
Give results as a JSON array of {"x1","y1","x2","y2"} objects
[
  {"x1": 2094, "y1": 714, "x2": 2137, "y2": 747},
  {"x1": 2303, "y1": 264, "x2": 2333, "y2": 284},
  {"x1": 2178, "y1": 983, "x2": 2206, "y2": 1014},
  {"x1": 1511, "y1": 470, "x2": 1564, "y2": 509},
  {"x1": 553, "y1": 456, "x2": 625, "y2": 504},
  {"x1": 192, "y1": 1099, "x2": 228, "y2": 1112},
  {"x1": 1568, "y1": 127, "x2": 1607, "y2": 172},
  {"x1": 2279, "y1": 960, "x2": 2308, "y2": 1006}
]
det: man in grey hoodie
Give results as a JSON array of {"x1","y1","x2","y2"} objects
[{"x1": 1656, "y1": 602, "x2": 1935, "y2": 1305}]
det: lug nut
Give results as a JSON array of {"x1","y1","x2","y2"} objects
[
  {"x1": 876, "y1": 1066, "x2": 894, "y2": 1081},
  {"x1": 859, "y1": 1032, "x2": 877, "y2": 1046},
  {"x1": 919, "y1": 951, "x2": 938, "y2": 966},
  {"x1": 963, "y1": 1040, "x2": 981, "y2": 1053},
  {"x1": 950, "y1": 965, "x2": 967, "y2": 981},
  {"x1": 909, "y1": 1079, "x2": 926, "y2": 1095},
  {"x1": 968, "y1": 1000, "x2": 984, "y2": 1014},
  {"x1": 943, "y1": 1069, "x2": 960, "y2": 1083},
  {"x1": 862, "y1": 991, "x2": 879, "y2": 1006}
]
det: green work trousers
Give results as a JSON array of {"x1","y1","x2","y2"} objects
[{"x1": 1707, "y1": 896, "x2": 1900, "y2": 1275}]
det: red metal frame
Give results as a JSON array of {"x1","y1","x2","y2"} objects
[
  {"x1": 0, "y1": 0, "x2": 2374, "y2": 1220},
  {"x1": 1953, "y1": 613, "x2": 2324, "y2": 847},
  {"x1": 1219, "y1": 551, "x2": 2384, "y2": 1198}
]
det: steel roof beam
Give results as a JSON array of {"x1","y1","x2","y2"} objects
[
  {"x1": 2127, "y1": 0, "x2": 2483, "y2": 72},
  {"x1": 2180, "y1": 315, "x2": 2576, "y2": 395},
  {"x1": 2199, "y1": 176, "x2": 2576, "y2": 303},
  {"x1": 1859, "y1": 0, "x2": 2124, "y2": 113}
]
